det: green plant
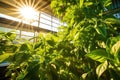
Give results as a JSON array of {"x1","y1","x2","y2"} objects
[
  {"x1": 50, "y1": 0, "x2": 120, "y2": 80},
  {"x1": 1, "y1": 0, "x2": 120, "y2": 80},
  {"x1": 0, "y1": 31, "x2": 17, "y2": 63}
]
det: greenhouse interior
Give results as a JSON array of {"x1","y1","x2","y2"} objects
[{"x1": 0, "y1": 0, "x2": 120, "y2": 80}]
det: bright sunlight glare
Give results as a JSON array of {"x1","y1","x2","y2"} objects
[{"x1": 19, "y1": 6, "x2": 37, "y2": 20}]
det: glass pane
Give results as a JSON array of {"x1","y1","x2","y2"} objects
[
  {"x1": 52, "y1": 23, "x2": 60, "y2": 28},
  {"x1": 21, "y1": 35, "x2": 33, "y2": 41},
  {"x1": 41, "y1": 13, "x2": 51, "y2": 21},
  {"x1": 21, "y1": 31, "x2": 34, "y2": 37},
  {"x1": 40, "y1": 23, "x2": 52, "y2": 30},
  {"x1": 31, "y1": 21, "x2": 38, "y2": 27},
  {"x1": 0, "y1": 27, "x2": 20, "y2": 33},
  {"x1": 16, "y1": 30, "x2": 20, "y2": 34},
  {"x1": 52, "y1": 27, "x2": 58, "y2": 32},
  {"x1": 52, "y1": 17, "x2": 60, "y2": 24},
  {"x1": 0, "y1": 27, "x2": 12, "y2": 32},
  {"x1": 40, "y1": 18, "x2": 51, "y2": 25}
]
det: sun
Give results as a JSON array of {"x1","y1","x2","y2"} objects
[
  {"x1": 2, "y1": 0, "x2": 42, "y2": 30},
  {"x1": 19, "y1": 6, "x2": 38, "y2": 21},
  {"x1": 6, "y1": 0, "x2": 42, "y2": 23}
]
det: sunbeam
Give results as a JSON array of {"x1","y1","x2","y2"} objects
[
  {"x1": 2, "y1": 0, "x2": 40, "y2": 32},
  {"x1": 19, "y1": 6, "x2": 37, "y2": 20}
]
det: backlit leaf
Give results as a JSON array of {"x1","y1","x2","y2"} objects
[
  {"x1": 111, "y1": 41, "x2": 120, "y2": 55},
  {"x1": 84, "y1": 2, "x2": 93, "y2": 6},
  {"x1": 0, "y1": 53, "x2": 13, "y2": 63},
  {"x1": 96, "y1": 60, "x2": 108, "y2": 78},
  {"x1": 82, "y1": 73, "x2": 88, "y2": 79},
  {"x1": 86, "y1": 49, "x2": 108, "y2": 62},
  {"x1": 80, "y1": 0, "x2": 84, "y2": 8},
  {"x1": 6, "y1": 32, "x2": 16, "y2": 40},
  {"x1": 106, "y1": 36, "x2": 120, "y2": 54}
]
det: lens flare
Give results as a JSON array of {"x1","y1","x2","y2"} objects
[{"x1": 19, "y1": 6, "x2": 38, "y2": 21}]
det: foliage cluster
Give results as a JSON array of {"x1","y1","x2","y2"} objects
[{"x1": 0, "y1": 0, "x2": 120, "y2": 80}]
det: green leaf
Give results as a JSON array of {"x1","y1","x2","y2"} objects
[
  {"x1": 96, "y1": 60, "x2": 108, "y2": 78},
  {"x1": 6, "y1": 32, "x2": 16, "y2": 40},
  {"x1": 19, "y1": 44, "x2": 28, "y2": 51},
  {"x1": 82, "y1": 73, "x2": 88, "y2": 79},
  {"x1": 46, "y1": 40, "x2": 55, "y2": 46},
  {"x1": 34, "y1": 42, "x2": 42, "y2": 49},
  {"x1": 24, "y1": 61, "x2": 40, "y2": 80},
  {"x1": 80, "y1": 0, "x2": 84, "y2": 8},
  {"x1": 0, "y1": 53, "x2": 13, "y2": 63},
  {"x1": 111, "y1": 40, "x2": 120, "y2": 64},
  {"x1": 86, "y1": 49, "x2": 108, "y2": 62},
  {"x1": 84, "y1": 2, "x2": 93, "y2": 7},
  {"x1": 105, "y1": 18, "x2": 120, "y2": 26},
  {"x1": 19, "y1": 43, "x2": 32, "y2": 51},
  {"x1": 73, "y1": 32, "x2": 79, "y2": 41},
  {"x1": 111, "y1": 41, "x2": 120, "y2": 55},
  {"x1": 95, "y1": 25, "x2": 107, "y2": 38},
  {"x1": 106, "y1": 36, "x2": 120, "y2": 54},
  {"x1": 103, "y1": 0, "x2": 112, "y2": 7}
]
